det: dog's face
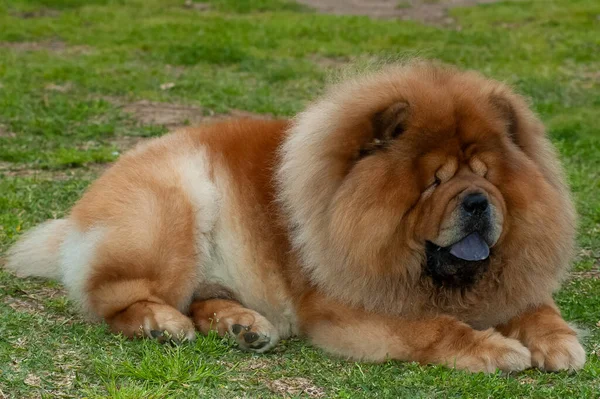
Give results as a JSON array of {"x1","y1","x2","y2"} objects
[
  {"x1": 279, "y1": 62, "x2": 574, "y2": 316},
  {"x1": 330, "y1": 96, "x2": 510, "y2": 286}
]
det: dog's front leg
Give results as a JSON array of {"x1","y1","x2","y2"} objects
[{"x1": 298, "y1": 291, "x2": 531, "y2": 373}]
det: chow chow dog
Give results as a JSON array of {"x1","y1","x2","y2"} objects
[{"x1": 7, "y1": 61, "x2": 585, "y2": 372}]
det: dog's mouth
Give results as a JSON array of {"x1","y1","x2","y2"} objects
[
  {"x1": 447, "y1": 232, "x2": 490, "y2": 261},
  {"x1": 424, "y1": 233, "x2": 492, "y2": 288}
]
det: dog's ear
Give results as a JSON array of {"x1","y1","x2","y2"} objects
[
  {"x1": 489, "y1": 90, "x2": 551, "y2": 152},
  {"x1": 490, "y1": 94, "x2": 519, "y2": 141},
  {"x1": 490, "y1": 89, "x2": 568, "y2": 193},
  {"x1": 373, "y1": 101, "x2": 410, "y2": 140},
  {"x1": 360, "y1": 102, "x2": 409, "y2": 157}
]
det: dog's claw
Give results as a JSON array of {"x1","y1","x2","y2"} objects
[{"x1": 150, "y1": 330, "x2": 164, "y2": 339}]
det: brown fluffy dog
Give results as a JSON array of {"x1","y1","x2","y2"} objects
[{"x1": 6, "y1": 62, "x2": 585, "y2": 372}]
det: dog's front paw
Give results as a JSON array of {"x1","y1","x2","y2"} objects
[
  {"x1": 450, "y1": 329, "x2": 532, "y2": 373},
  {"x1": 229, "y1": 314, "x2": 279, "y2": 353},
  {"x1": 529, "y1": 332, "x2": 585, "y2": 372},
  {"x1": 142, "y1": 305, "x2": 196, "y2": 343}
]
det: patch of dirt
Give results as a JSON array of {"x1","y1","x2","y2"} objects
[
  {"x1": 45, "y1": 82, "x2": 73, "y2": 93},
  {"x1": 4, "y1": 296, "x2": 46, "y2": 315},
  {"x1": 571, "y1": 248, "x2": 600, "y2": 279},
  {"x1": 0, "y1": 125, "x2": 16, "y2": 138},
  {"x1": 165, "y1": 64, "x2": 187, "y2": 78},
  {"x1": 264, "y1": 377, "x2": 325, "y2": 398},
  {"x1": 24, "y1": 374, "x2": 42, "y2": 387},
  {"x1": 159, "y1": 82, "x2": 176, "y2": 91},
  {"x1": 122, "y1": 101, "x2": 206, "y2": 127},
  {"x1": 108, "y1": 135, "x2": 148, "y2": 152},
  {"x1": 29, "y1": 285, "x2": 68, "y2": 300},
  {"x1": 6, "y1": 285, "x2": 68, "y2": 306},
  {"x1": 183, "y1": 0, "x2": 211, "y2": 11},
  {"x1": 236, "y1": 356, "x2": 285, "y2": 372},
  {"x1": 122, "y1": 100, "x2": 272, "y2": 129},
  {"x1": 576, "y1": 248, "x2": 596, "y2": 261},
  {"x1": 0, "y1": 162, "x2": 110, "y2": 180},
  {"x1": 11, "y1": 8, "x2": 61, "y2": 19},
  {"x1": 208, "y1": 109, "x2": 274, "y2": 122},
  {"x1": 3, "y1": 284, "x2": 81, "y2": 325},
  {"x1": 570, "y1": 270, "x2": 600, "y2": 280},
  {"x1": 310, "y1": 54, "x2": 351, "y2": 69},
  {"x1": 582, "y1": 71, "x2": 600, "y2": 83},
  {"x1": 518, "y1": 376, "x2": 537, "y2": 385},
  {"x1": 296, "y1": 0, "x2": 500, "y2": 24},
  {"x1": 2, "y1": 99, "x2": 272, "y2": 179},
  {"x1": 75, "y1": 135, "x2": 148, "y2": 153},
  {"x1": 575, "y1": 69, "x2": 600, "y2": 89},
  {"x1": 0, "y1": 40, "x2": 93, "y2": 55},
  {"x1": 6, "y1": 335, "x2": 81, "y2": 396}
]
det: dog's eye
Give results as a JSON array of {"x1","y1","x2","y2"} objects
[
  {"x1": 428, "y1": 177, "x2": 441, "y2": 191},
  {"x1": 391, "y1": 124, "x2": 405, "y2": 138},
  {"x1": 358, "y1": 148, "x2": 372, "y2": 158},
  {"x1": 358, "y1": 138, "x2": 384, "y2": 158},
  {"x1": 421, "y1": 177, "x2": 440, "y2": 199}
]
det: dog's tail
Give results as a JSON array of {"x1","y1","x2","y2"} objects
[{"x1": 4, "y1": 219, "x2": 69, "y2": 279}]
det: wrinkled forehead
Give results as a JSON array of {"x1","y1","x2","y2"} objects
[
  {"x1": 397, "y1": 80, "x2": 506, "y2": 151},
  {"x1": 401, "y1": 76, "x2": 490, "y2": 120},
  {"x1": 331, "y1": 67, "x2": 509, "y2": 153}
]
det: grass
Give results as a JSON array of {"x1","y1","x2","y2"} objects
[{"x1": 0, "y1": 0, "x2": 599, "y2": 397}]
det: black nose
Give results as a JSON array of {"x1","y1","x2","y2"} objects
[{"x1": 462, "y1": 193, "x2": 489, "y2": 214}]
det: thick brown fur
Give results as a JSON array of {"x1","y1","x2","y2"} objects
[{"x1": 6, "y1": 61, "x2": 585, "y2": 372}]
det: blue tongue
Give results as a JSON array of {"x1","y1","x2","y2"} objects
[{"x1": 449, "y1": 232, "x2": 490, "y2": 261}]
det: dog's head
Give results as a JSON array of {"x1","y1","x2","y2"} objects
[{"x1": 278, "y1": 61, "x2": 575, "y2": 313}]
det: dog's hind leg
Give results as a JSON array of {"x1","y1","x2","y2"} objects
[
  {"x1": 82, "y1": 236, "x2": 200, "y2": 342},
  {"x1": 106, "y1": 298, "x2": 196, "y2": 343},
  {"x1": 71, "y1": 182, "x2": 204, "y2": 343}
]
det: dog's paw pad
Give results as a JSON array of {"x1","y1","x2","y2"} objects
[
  {"x1": 231, "y1": 324, "x2": 244, "y2": 335},
  {"x1": 243, "y1": 331, "x2": 260, "y2": 343},
  {"x1": 229, "y1": 321, "x2": 277, "y2": 353}
]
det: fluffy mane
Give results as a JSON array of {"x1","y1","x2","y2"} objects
[{"x1": 276, "y1": 61, "x2": 576, "y2": 327}]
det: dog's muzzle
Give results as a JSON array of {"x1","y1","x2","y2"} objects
[{"x1": 425, "y1": 192, "x2": 495, "y2": 288}]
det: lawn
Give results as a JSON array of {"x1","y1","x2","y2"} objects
[{"x1": 0, "y1": 0, "x2": 599, "y2": 397}]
